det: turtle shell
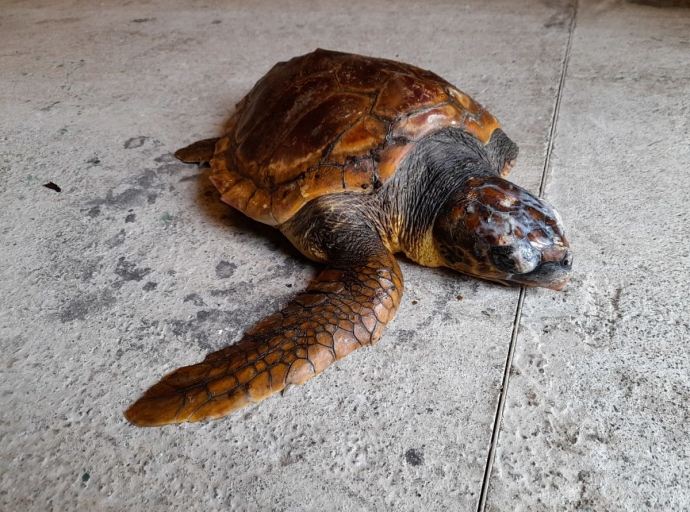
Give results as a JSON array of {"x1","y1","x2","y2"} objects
[{"x1": 210, "y1": 49, "x2": 502, "y2": 226}]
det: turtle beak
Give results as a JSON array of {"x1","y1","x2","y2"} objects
[{"x1": 512, "y1": 248, "x2": 573, "y2": 291}]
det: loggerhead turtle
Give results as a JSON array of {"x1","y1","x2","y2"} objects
[{"x1": 126, "y1": 49, "x2": 572, "y2": 426}]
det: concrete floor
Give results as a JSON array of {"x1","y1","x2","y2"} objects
[{"x1": 1, "y1": 0, "x2": 688, "y2": 510}]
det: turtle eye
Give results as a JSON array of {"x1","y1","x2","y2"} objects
[{"x1": 490, "y1": 246, "x2": 518, "y2": 273}]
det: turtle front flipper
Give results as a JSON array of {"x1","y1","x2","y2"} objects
[
  {"x1": 485, "y1": 128, "x2": 519, "y2": 177},
  {"x1": 174, "y1": 137, "x2": 220, "y2": 164},
  {"x1": 125, "y1": 248, "x2": 403, "y2": 426}
]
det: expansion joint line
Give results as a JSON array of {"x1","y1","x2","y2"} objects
[
  {"x1": 476, "y1": 2, "x2": 579, "y2": 511},
  {"x1": 539, "y1": 1, "x2": 579, "y2": 197}
]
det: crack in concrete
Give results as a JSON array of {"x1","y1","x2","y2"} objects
[{"x1": 477, "y1": 2, "x2": 580, "y2": 510}]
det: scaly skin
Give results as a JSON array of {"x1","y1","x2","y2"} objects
[{"x1": 125, "y1": 248, "x2": 402, "y2": 427}]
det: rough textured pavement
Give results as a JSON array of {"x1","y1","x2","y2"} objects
[{"x1": 1, "y1": 0, "x2": 688, "y2": 510}]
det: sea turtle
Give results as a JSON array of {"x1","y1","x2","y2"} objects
[{"x1": 126, "y1": 49, "x2": 572, "y2": 427}]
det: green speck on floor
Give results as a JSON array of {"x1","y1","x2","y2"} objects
[
  {"x1": 81, "y1": 473, "x2": 90, "y2": 483},
  {"x1": 58, "y1": 128, "x2": 68, "y2": 135},
  {"x1": 161, "y1": 212, "x2": 173, "y2": 222},
  {"x1": 25, "y1": 175, "x2": 36, "y2": 186}
]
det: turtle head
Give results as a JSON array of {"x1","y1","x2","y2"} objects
[{"x1": 433, "y1": 176, "x2": 572, "y2": 290}]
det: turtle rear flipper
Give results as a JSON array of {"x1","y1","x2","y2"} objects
[
  {"x1": 125, "y1": 245, "x2": 403, "y2": 426},
  {"x1": 174, "y1": 137, "x2": 220, "y2": 164}
]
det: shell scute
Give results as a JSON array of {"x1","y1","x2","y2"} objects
[
  {"x1": 334, "y1": 57, "x2": 393, "y2": 93},
  {"x1": 343, "y1": 158, "x2": 375, "y2": 190},
  {"x1": 376, "y1": 143, "x2": 416, "y2": 182},
  {"x1": 298, "y1": 165, "x2": 344, "y2": 202},
  {"x1": 328, "y1": 116, "x2": 387, "y2": 164},
  {"x1": 272, "y1": 181, "x2": 304, "y2": 223},
  {"x1": 268, "y1": 92, "x2": 372, "y2": 185},
  {"x1": 372, "y1": 74, "x2": 449, "y2": 120},
  {"x1": 236, "y1": 74, "x2": 339, "y2": 170},
  {"x1": 223, "y1": 178, "x2": 256, "y2": 212},
  {"x1": 390, "y1": 103, "x2": 465, "y2": 142},
  {"x1": 244, "y1": 188, "x2": 274, "y2": 223}
]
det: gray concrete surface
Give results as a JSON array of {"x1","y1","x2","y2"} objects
[
  {"x1": 0, "y1": 0, "x2": 687, "y2": 511},
  {"x1": 486, "y1": 3, "x2": 690, "y2": 510}
]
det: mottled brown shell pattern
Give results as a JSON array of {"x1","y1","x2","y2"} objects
[{"x1": 210, "y1": 49, "x2": 502, "y2": 226}]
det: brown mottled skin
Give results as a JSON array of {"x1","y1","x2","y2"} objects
[{"x1": 126, "y1": 50, "x2": 572, "y2": 426}]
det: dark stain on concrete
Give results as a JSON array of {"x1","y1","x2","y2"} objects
[
  {"x1": 129, "y1": 318, "x2": 161, "y2": 343},
  {"x1": 134, "y1": 169, "x2": 159, "y2": 189},
  {"x1": 36, "y1": 17, "x2": 83, "y2": 25},
  {"x1": 143, "y1": 281, "x2": 157, "y2": 291},
  {"x1": 124, "y1": 136, "x2": 148, "y2": 149},
  {"x1": 183, "y1": 293, "x2": 205, "y2": 307},
  {"x1": 392, "y1": 329, "x2": 419, "y2": 345},
  {"x1": 168, "y1": 310, "x2": 237, "y2": 352},
  {"x1": 94, "y1": 187, "x2": 146, "y2": 209},
  {"x1": 60, "y1": 290, "x2": 116, "y2": 323},
  {"x1": 209, "y1": 280, "x2": 252, "y2": 297},
  {"x1": 114, "y1": 256, "x2": 151, "y2": 283},
  {"x1": 90, "y1": 154, "x2": 187, "y2": 212},
  {"x1": 268, "y1": 255, "x2": 312, "y2": 279},
  {"x1": 125, "y1": 213, "x2": 136, "y2": 223},
  {"x1": 215, "y1": 260, "x2": 237, "y2": 279},
  {"x1": 105, "y1": 229, "x2": 126, "y2": 249},
  {"x1": 168, "y1": 290, "x2": 286, "y2": 352},
  {"x1": 405, "y1": 448, "x2": 424, "y2": 466},
  {"x1": 49, "y1": 252, "x2": 104, "y2": 283},
  {"x1": 79, "y1": 259, "x2": 102, "y2": 282}
]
